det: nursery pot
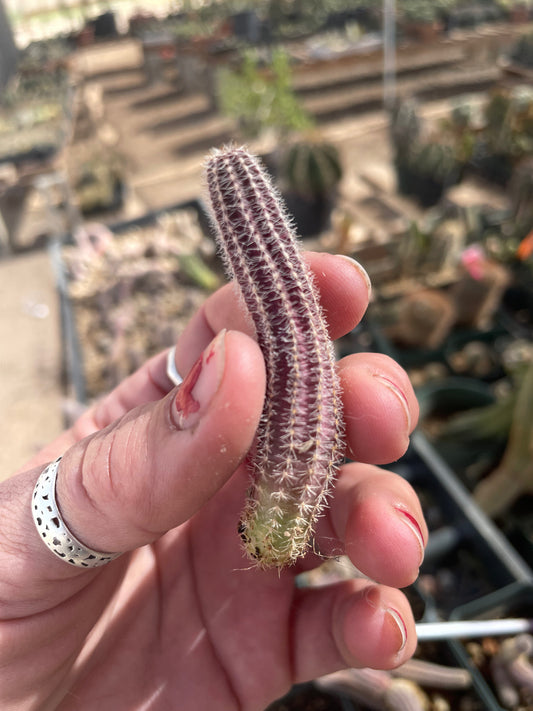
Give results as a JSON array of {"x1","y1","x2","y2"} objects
[
  {"x1": 499, "y1": 281, "x2": 533, "y2": 339},
  {"x1": 282, "y1": 191, "x2": 336, "y2": 239},
  {"x1": 394, "y1": 159, "x2": 448, "y2": 208},
  {"x1": 416, "y1": 377, "x2": 503, "y2": 480},
  {"x1": 266, "y1": 683, "x2": 354, "y2": 711}
]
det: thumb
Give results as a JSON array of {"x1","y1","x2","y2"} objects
[
  {"x1": 57, "y1": 329, "x2": 266, "y2": 554},
  {"x1": 1, "y1": 330, "x2": 265, "y2": 592}
]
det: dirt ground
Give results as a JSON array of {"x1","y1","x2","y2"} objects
[{"x1": 0, "y1": 250, "x2": 63, "y2": 477}]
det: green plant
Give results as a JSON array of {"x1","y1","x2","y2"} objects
[
  {"x1": 509, "y1": 156, "x2": 533, "y2": 244},
  {"x1": 279, "y1": 137, "x2": 342, "y2": 199},
  {"x1": 216, "y1": 47, "x2": 313, "y2": 139},
  {"x1": 400, "y1": 0, "x2": 440, "y2": 23},
  {"x1": 509, "y1": 31, "x2": 533, "y2": 69},
  {"x1": 438, "y1": 99, "x2": 478, "y2": 164},
  {"x1": 467, "y1": 86, "x2": 533, "y2": 185},
  {"x1": 410, "y1": 141, "x2": 459, "y2": 183},
  {"x1": 73, "y1": 150, "x2": 126, "y2": 215},
  {"x1": 395, "y1": 137, "x2": 461, "y2": 206},
  {"x1": 390, "y1": 97, "x2": 421, "y2": 149},
  {"x1": 473, "y1": 358, "x2": 533, "y2": 517}
]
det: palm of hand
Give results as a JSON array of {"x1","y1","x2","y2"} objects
[
  {"x1": 62, "y1": 466, "x2": 301, "y2": 711},
  {"x1": 2, "y1": 253, "x2": 424, "y2": 711}
]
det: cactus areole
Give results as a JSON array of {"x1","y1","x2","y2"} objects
[{"x1": 205, "y1": 145, "x2": 345, "y2": 568}]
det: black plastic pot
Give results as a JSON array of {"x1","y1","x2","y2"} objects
[
  {"x1": 499, "y1": 282, "x2": 533, "y2": 340},
  {"x1": 0, "y1": 143, "x2": 60, "y2": 166},
  {"x1": 417, "y1": 377, "x2": 495, "y2": 419},
  {"x1": 415, "y1": 377, "x2": 507, "y2": 483},
  {"x1": 281, "y1": 191, "x2": 336, "y2": 239},
  {"x1": 394, "y1": 433, "x2": 533, "y2": 616},
  {"x1": 469, "y1": 151, "x2": 514, "y2": 188},
  {"x1": 266, "y1": 683, "x2": 355, "y2": 711},
  {"x1": 362, "y1": 314, "x2": 510, "y2": 378},
  {"x1": 503, "y1": 496, "x2": 533, "y2": 572},
  {"x1": 394, "y1": 158, "x2": 455, "y2": 208},
  {"x1": 443, "y1": 324, "x2": 511, "y2": 383}
]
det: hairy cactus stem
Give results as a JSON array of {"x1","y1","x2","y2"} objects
[{"x1": 205, "y1": 145, "x2": 345, "y2": 568}]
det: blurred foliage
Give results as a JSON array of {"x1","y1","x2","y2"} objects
[
  {"x1": 509, "y1": 31, "x2": 533, "y2": 68},
  {"x1": 279, "y1": 138, "x2": 342, "y2": 198},
  {"x1": 216, "y1": 47, "x2": 313, "y2": 139}
]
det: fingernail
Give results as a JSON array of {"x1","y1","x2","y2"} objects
[
  {"x1": 364, "y1": 586, "x2": 407, "y2": 654},
  {"x1": 394, "y1": 507, "x2": 425, "y2": 568},
  {"x1": 173, "y1": 330, "x2": 226, "y2": 430},
  {"x1": 336, "y1": 254, "x2": 372, "y2": 300},
  {"x1": 385, "y1": 607, "x2": 407, "y2": 653},
  {"x1": 372, "y1": 373, "x2": 411, "y2": 433}
]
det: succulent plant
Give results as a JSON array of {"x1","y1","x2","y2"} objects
[
  {"x1": 473, "y1": 358, "x2": 533, "y2": 517},
  {"x1": 316, "y1": 658, "x2": 472, "y2": 711},
  {"x1": 410, "y1": 141, "x2": 459, "y2": 183},
  {"x1": 278, "y1": 138, "x2": 342, "y2": 200},
  {"x1": 490, "y1": 633, "x2": 533, "y2": 708},
  {"x1": 205, "y1": 145, "x2": 344, "y2": 568},
  {"x1": 390, "y1": 97, "x2": 422, "y2": 158},
  {"x1": 509, "y1": 31, "x2": 533, "y2": 69},
  {"x1": 216, "y1": 48, "x2": 312, "y2": 140}
]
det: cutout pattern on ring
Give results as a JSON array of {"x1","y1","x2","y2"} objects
[{"x1": 32, "y1": 457, "x2": 121, "y2": 568}]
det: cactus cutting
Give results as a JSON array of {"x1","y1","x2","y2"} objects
[{"x1": 205, "y1": 145, "x2": 345, "y2": 568}]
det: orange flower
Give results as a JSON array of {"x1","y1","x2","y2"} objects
[{"x1": 516, "y1": 231, "x2": 533, "y2": 261}]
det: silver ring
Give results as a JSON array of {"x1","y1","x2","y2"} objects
[
  {"x1": 166, "y1": 346, "x2": 183, "y2": 386},
  {"x1": 32, "y1": 457, "x2": 121, "y2": 568}
]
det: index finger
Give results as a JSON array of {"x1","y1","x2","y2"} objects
[{"x1": 176, "y1": 251, "x2": 371, "y2": 375}]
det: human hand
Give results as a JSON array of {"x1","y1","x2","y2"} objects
[{"x1": 0, "y1": 252, "x2": 424, "y2": 711}]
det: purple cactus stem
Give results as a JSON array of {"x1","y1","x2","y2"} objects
[{"x1": 205, "y1": 145, "x2": 345, "y2": 568}]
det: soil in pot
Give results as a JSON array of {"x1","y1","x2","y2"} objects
[{"x1": 265, "y1": 684, "x2": 352, "y2": 711}]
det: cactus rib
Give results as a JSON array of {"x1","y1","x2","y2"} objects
[{"x1": 205, "y1": 145, "x2": 345, "y2": 568}]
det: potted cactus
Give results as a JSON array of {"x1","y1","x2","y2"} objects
[
  {"x1": 216, "y1": 47, "x2": 343, "y2": 237},
  {"x1": 277, "y1": 135, "x2": 343, "y2": 238},
  {"x1": 395, "y1": 140, "x2": 461, "y2": 208},
  {"x1": 390, "y1": 97, "x2": 462, "y2": 207},
  {"x1": 507, "y1": 31, "x2": 533, "y2": 73}
]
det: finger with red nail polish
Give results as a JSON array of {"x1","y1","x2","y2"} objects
[{"x1": 323, "y1": 462, "x2": 428, "y2": 589}]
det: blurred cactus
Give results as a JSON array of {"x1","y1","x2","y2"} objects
[
  {"x1": 409, "y1": 141, "x2": 459, "y2": 184},
  {"x1": 390, "y1": 97, "x2": 422, "y2": 158},
  {"x1": 279, "y1": 138, "x2": 342, "y2": 199},
  {"x1": 390, "y1": 98, "x2": 461, "y2": 206},
  {"x1": 473, "y1": 358, "x2": 533, "y2": 517},
  {"x1": 509, "y1": 32, "x2": 533, "y2": 69}
]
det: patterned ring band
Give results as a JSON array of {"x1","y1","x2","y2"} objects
[
  {"x1": 32, "y1": 457, "x2": 122, "y2": 568},
  {"x1": 166, "y1": 346, "x2": 183, "y2": 387}
]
